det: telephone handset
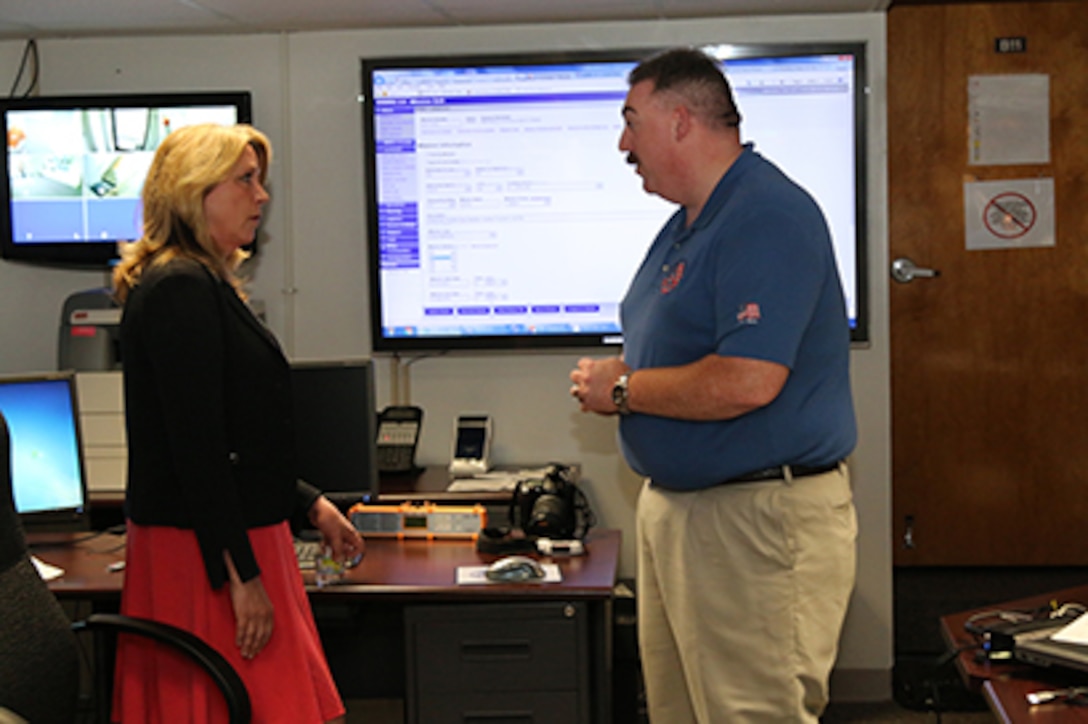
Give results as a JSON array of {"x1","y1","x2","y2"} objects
[{"x1": 376, "y1": 406, "x2": 423, "y2": 474}]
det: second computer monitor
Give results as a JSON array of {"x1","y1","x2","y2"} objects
[
  {"x1": 0, "y1": 370, "x2": 90, "y2": 532},
  {"x1": 289, "y1": 359, "x2": 379, "y2": 507}
]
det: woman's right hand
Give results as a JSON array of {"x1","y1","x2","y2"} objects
[{"x1": 224, "y1": 553, "x2": 274, "y2": 659}]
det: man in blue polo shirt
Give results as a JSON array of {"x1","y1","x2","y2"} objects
[{"x1": 570, "y1": 47, "x2": 857, "y2": 723}]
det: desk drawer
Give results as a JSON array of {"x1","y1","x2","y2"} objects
[
  {"x1": 417, "y1": 690, "x2": 580, "y2": 724},
  {"x1": 406, "y1": 601, "x2": 590, "y2": 724}
]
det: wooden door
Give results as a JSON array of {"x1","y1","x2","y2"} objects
[{"x1": 889, "y1": 2, "x2": 1088, "y2": 565}]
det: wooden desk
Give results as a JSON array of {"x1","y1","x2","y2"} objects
[
  {"x1": 376, "y1": 465, "x2": 512, "y2": 505},
  {"x1": 941, "y1": 584, "x2": 1088, "y2": 723},
  {"x1": 87, "y1": 467, "x2": 479, "y2": 507},
  {"x1": 32, "y1": 527, "x2": 620, "y2": 723},
  {"x1": 88, "y1": 465, "x2": 532, "y2": 528},
  {"x1": 28, "y1": 531, "x2": 127, "y2": 601}
]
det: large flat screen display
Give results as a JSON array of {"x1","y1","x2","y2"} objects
[
  {"x1": 362, "y1": 44, "x2": 868, "y2": 351},
  {"x1": 0, "y1": 91, "x2": 251, "y2": 268}
]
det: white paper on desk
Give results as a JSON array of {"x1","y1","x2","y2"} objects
[
  {"x1": 1051, "y1": 613, "x2": 1088, "y2": 645},
  {"x1": 456, "y1": 564, "x2": 562, "y2": 585},
  {"x1": 446, "y1": 467, "x2": 550, "y2": 493},
  {"x1": 30, "y1": 555, "x2": 65, "y2": 581},
  {"x1": 446, "y1": 477, "x2": 518, "y2": 493}
]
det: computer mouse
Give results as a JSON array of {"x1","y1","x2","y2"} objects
[{"x1": 485, "y1": 555, "x2": 546, "y2": 582}]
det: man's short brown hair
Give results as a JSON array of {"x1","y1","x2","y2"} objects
[{"x1": 629, "y1": 47, "x2": 742, "y2": 130}]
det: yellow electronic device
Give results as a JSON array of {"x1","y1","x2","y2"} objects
[{"x1": 346, "y1": 501, "x2": 487, "y2": 540}]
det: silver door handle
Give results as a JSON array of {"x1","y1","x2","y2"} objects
[{"x1": 891, "y1": 257, "x2": 939, "y2": 284}]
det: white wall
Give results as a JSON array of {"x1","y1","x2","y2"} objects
[
  {"x1": 0, "y1": 41, "x2": 113, "y2": 370},
  {"x1": 0, "y1": 12, "x2": 891, "y2": 694}
]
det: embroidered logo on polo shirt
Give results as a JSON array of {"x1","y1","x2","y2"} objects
[
  {"x1": 737, "y1": 303, "x2": 761, "y2": 325},
  {"x1": 660, "y1": 261, "x2": 686, "y2": 295}
]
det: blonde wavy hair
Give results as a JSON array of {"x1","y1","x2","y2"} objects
[{"x1": 112, "y1": 123, "x2": 272, "y2": 303}]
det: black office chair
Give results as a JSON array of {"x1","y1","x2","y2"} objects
[
  {"x1": 0, "y1": 411, "x2": 80, "y2": 723},
  {"x1": 0, "y1": 408, "x2": 249, "y2": 723},
  {"x1": 71, "y1": 613, "x2": 252, "y2": 724}
]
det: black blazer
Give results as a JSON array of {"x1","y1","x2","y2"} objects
[{"x1": 120, "y1": 257, "x2": 319, "y2": 588}]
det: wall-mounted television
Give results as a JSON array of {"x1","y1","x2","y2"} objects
[
  {"x1": 361, "y1": 43, "x2": 868, "y2": 352},
  {"x1": 0, "y1": 370, "x2": 89, "y2": 532},
  {"x1": 0, "y1": 91, "x2": 252, "y2": 268}
]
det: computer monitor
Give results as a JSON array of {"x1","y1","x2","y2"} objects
[
  {"x1": 0, "y1": 371, "x2": 89, "y2": 531},
  {"x1": 0, "y1": 91, "x2": 252, "y2": 268},
  {"x1": 289, "y1": 359, "x2": 380, "y2": 508},
  {"x1": 361, "y1": 42, "x2": 868, "y2": 351}
]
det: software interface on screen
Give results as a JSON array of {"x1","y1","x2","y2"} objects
[
  {"x1": 0, "y1": 377, "x2": 86, "y2": 516},
  {"x1": 368, "y1": 50, "x2": 860, "y2": 343},
  {"x1": 5, "y1": 104, "x2": 239, "y2": 246}
]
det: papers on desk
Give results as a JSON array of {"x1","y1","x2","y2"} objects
[
  {"x1": 31, "y1": 555, "x2": 64, "y2": 581},
  {"x1": 446, "y1": 467, "x2": 551, "y2": 493},
  {"x1": 456, "y1": 564, "x2": 562, "y2": 585},
  {"x1": 1052, "y1": 613, "x2": 1088, "y2": 645}
]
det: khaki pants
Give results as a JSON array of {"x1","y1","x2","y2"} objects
[{"x1": 636, "y1": 466, "x2": 857, "y2": 723}]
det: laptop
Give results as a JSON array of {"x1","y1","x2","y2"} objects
[{"x1": 1015, "y1": 619, "x2": 1088, "y2": 674}]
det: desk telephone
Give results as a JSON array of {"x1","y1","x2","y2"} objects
[{"x1": 377, "y1": 405, "x2": 423, "y2": 473}]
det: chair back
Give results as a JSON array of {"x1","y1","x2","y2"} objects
[
  {"x1": 0, "y1": 410, "x2": 80, "y2": 723},
  {"x1": 71, "y1": 613, "x2": 252, "y2": 724}
]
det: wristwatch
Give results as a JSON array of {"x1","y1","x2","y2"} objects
[{"x1": 612, "y1": 373, "x2": 632, "y2": 415}]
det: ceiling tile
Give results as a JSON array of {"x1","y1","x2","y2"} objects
[
  {"x1": 203, "y1": 0, "x2": 453, "y2": 30},
  {"x1": 0, "y1": 0, "x2": 235, "y2": 36},
  {"x1": 0, "y1": 0, "x2": 888, "y2": 40}
]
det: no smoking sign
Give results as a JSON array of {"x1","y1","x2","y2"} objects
[
  {"x1": 965, "y1": 178, "x2": 1054, "y2": 250},
  {"x1": 984, "y1": 192, "x2": 1035, "y2": 239}
]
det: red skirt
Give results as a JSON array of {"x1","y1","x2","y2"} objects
[{"x1": 112, "y1": 521, "x2": 344, "y2": 723}]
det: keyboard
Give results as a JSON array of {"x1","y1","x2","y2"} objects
[{"x1": 293, "y1": 539, "x2": 321, "y2": 570}]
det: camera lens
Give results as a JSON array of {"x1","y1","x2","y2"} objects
[{"x1": 528, "y1": 493, "x2": 572, "y2": 537}]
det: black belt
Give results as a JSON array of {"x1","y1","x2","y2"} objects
[{"x1": 722, "y1": 461, "x2": 841, "y2": 485}]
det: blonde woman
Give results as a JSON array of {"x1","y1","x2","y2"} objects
[{"x1": 112, "y1": 124, "x2": 362, "y2": 723}]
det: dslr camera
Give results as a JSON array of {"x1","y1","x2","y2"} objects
[{"x1": 510, "y1": 464, "x2": 594, "y2": 540}]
